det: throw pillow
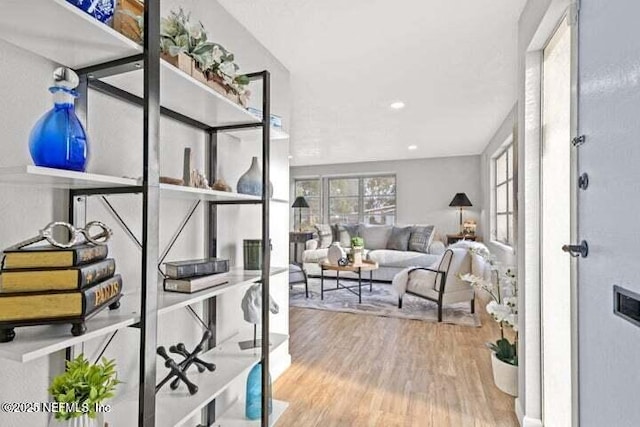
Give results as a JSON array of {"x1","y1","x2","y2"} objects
[
  {"x1": 359, "y1": 224, "x2": 393, "y2": 250},
  {"x1": 409, "y1": 225, "x2": 435, "y2": 253},
  {"x1": 386, "y1": 226, "x2": 412, "y2": 251},
  {"x1": 314, "y1": 224, "x2": 333, "y2": 249},
  {"x1": 332, "y1": 223, "x2": 360, "y2": 247}
]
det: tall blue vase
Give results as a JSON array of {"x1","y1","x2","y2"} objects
[
  {"x1": 237, "y1": 156, "x2": 273, "y2": 197},
  {"x1": 29, "y1": 68, "x2": 88, "y2": 172},
  {"x1": 245, "y1": 362, "x2": 273, "y2": 420}
]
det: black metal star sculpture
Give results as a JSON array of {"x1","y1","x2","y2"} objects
[{"x1": 155, "y1": 329, "x2": 216, "y2": 395}]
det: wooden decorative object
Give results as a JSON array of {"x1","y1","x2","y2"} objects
[
  {"x1": 160, "y1": 176, "x2": 184, "y2": 186},
  {"x1": 161, "y1": 52, "x2": 193, "y2": 76},
  {"x1": 114, "y1": 0, "x2": 144, "y2": 43},
  {"x1": 160, "y1": 52, "x2": 246, "y2": 107},
  {"x1": 211, "y1": 178, "x2": 232, "y2": 192}
]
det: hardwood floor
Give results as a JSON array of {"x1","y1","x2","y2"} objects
[{"x1": 274, "y1": 305, "x2": 518, "y2": 427}]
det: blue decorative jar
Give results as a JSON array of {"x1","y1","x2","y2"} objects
[
  {"x1": 245, "y1": 362, "x2": 272, "y2": 420},
  {"x1": 237, "y1": 157, "x2": 273, "y2": 197},
  {"x1": 29, "y1": 68, "x2": 89, "y2": 172},
  {"x1": 66, "y1": 0, "x2": 116, "y2": 25}
]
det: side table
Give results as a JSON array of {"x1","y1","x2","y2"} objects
[{"x1": 289, "y1": 231, "x2": 314, "y2": 265}]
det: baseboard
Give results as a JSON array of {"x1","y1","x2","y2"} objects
[
  {"x1": 270, "y1": 350, "x2": 292, "y2": 380},
  {"x1": 515, "y1": 398, "x2": 524, "y2": 424},
  {"x1": 522, "y1": 417, "x2": 543, "y2": 427},
  {"x1": 515, "y1": 398, "x2": 543, "y2": 427}
]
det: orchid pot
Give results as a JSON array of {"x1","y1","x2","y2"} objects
[{"x1": 491, "y1": 352, "x2": 518, "y2": 396}]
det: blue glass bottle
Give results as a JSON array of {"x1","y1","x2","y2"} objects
[
  {"x1": 29, "y1": 68, "x2": 88, "y2": 172},
  {"x1": 245, "y1": 362, "x2": 273, "y2": 420}
]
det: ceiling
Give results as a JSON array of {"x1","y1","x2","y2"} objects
[{"x1": 218, "y1": 0, "x2": 526, "y2": 166}]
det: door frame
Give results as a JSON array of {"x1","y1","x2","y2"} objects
[{"x1": 518, "y1": 0, "x2": 579, "y2": 425}]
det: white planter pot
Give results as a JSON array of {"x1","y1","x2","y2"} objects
[
  {"x1": 491, "y1": 352, "x2": 518, "y2": 397},
  {"x1": 50, "y1": 413, "x2": 104, "y2": 427},
  {"x1": 327, "y1": 242, "x2": 346, "y2": 265},
  {"x1": 352, "y1": 247, "x2": 363, "y2": 265}
]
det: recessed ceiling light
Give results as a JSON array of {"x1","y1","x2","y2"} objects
[
  {"x1": 390, "y1": 101, "x2": 405, "y2": 110},
  {"x1": 408, "y1": 145, "x2": 418, "y2": 150},
  {"x1": 288, "y1": 155, "x2": 293, "y2": 159}
]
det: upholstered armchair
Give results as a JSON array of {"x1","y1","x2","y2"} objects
[{"x1": 392, "y1": 247, "x2": 477, "y2": 322}]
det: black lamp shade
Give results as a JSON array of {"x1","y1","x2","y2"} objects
[
  {"x1": 449, "y1": 193, "x2": 473, "y2": 207},
  {"x1": 292, "y1": 196, "x2": 310, "y2": 208}
]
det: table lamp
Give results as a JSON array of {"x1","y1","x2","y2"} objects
[
  {"x1": 292, "y1": 196, "x2": 309, "y2": 232},
  {"x1": 449, "y1": 193, "x2": 473, "y2": 234}
]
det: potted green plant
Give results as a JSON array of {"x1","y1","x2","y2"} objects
[
  {"x1": 49, "y1": 354, "x2": 120, "y2": 426},
  {"x1": 460, "y1": 249, "x2": 518, "y2": 396},
  {"x1": 350, "y1": 236, "x2": 364, "y2": 264}
]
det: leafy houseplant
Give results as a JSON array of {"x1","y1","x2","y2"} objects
[
  {"x1": 460, "y1": 248, "x2": 518, "y2": 396},
  {"x1": 350, "y1": 236, "x2": 364, "y2": 248},
  {"x1": 120, "y1": 8, "x2": 251, "y2": 106},
  {"x1": 49, "y1": 354, "x2": 120, "y2": 424}
]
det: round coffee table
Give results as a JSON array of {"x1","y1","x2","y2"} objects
[{"x1": 319, "y1": 260, "x2": 379, "y2": 303}]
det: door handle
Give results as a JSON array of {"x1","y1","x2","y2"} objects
[{"x1": 562, "y1": 240, "x2": 588, "y2": 258}]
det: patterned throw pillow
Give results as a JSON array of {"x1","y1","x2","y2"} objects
[
  {"x1": 332, "y1": 223, "x2": 360, "y2": 247},
  {"x1": 409, "y1": 225, "x2": 435, "y2": 253},
  {"x1": 314, "y1": 223, "x2": 333, "y2": 249},
  {"x1": 386, "y1": 226, "x2": 412, "y2": 251}
]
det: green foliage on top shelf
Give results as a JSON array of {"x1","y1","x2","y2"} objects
[
  {"x1": 160, "y1": 8, "x2": 250, "y2": 98},
  {"x1": 48, "y1": 354, "x2": 120, "y2": 420}
]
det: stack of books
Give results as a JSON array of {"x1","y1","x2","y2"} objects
[
  {"x1": 0, "y1": 244, "x2": 123, "y2": 342},
  {"x1": 163, "y1": 258, "x2": 230, "y2": 294}
]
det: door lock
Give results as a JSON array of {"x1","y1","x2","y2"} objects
[
  {"x1": 578, "y1": 173, "x2": 589, "y2": 190},
  {"x1": 562, "y1": 240, "x2": 589, "y2": 258}
]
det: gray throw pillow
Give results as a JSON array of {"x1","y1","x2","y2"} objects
[
  {"x1": 332, "y1": 223, "x2": 360, "y2": 247},
  {"x1": 314, "y1": 224, "x2": 333, "y2": 249},
  {"x1": 409, "y1": 225, "x2": 435, "y2": 253},
  {"x1": 359, "y1": 224, "x2": 393, "y2": 250},
  {"x1": 386, "y1": 226, "x2": 412, "y2": 251}
]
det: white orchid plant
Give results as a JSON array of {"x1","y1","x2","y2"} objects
[{"x1": 459, "y1": 248, "x2": 518, "y2": 366}]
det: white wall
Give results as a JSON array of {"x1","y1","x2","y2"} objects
[
  {"x1": 0, "y1": 1, "x2": 290, "y2": 425},
  {"x1": 480, "y1": 104, "x2": 517, "y2": 266},
  {"x1": 290, "y1": 155, "x2": 483, "y2": 241}
]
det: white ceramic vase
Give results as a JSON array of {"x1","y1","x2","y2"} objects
[
  {"x1": 327, "y1": 242, "x2": 346, "y2": 265},
  {"x1": 491, "y1": 352, "x2": 518, "y2": 396},
  {"x1": 236, "y1": 156, "x2": 273, "y2": 197},
  {"x1": 50, "y1": 413, "x2": 104, "y2": 427}
]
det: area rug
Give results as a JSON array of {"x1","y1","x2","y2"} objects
[{"x1": 290, "y1": 278, "x2": 480, "y2": 327}]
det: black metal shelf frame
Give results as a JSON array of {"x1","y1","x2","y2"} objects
[{"x1": 62, "y1": 2, "x2": 274, "y2": 425}]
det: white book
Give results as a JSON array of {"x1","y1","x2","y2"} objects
[{"x1": 163, "y1": 272, "x2": 230, "y2": 294}]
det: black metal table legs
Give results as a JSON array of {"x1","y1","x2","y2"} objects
[{"x1": 321, "y1": 266, "x2": 365, "y2": 303}]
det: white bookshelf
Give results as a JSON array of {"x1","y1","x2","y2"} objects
[
  {"x1": 214, "y1": 399, "x2": 289, "y2": 427},
  {"x1": 0, "y1": 166, "x2": 139, "y2": 189},
  {"x1": 0, "y1": 0, "x2": 142, "y2": 68},
  {"x1": 105, "y1": 333, "x2": 288, "y2": 427},
  {"x1": 0, "y1": 269, "x2": 287, "y2": 363},
  {"x1": 103, "y1": 60, "x2": 261, "y2": 128}
]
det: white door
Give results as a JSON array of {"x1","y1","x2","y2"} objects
[
  {"x1": 541, "y1": 15, "x2": 575, "y2": 427},
  {"x1": 577, "y1": 1, "x2": 640, "y2": 426}
]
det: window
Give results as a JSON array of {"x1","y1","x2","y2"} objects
[
  {"x1": 328, "y1": 175, "x2": 396, "y2": 225},
  {"x1": 294, "y1": 179, "x2": 321, "y2": 231},
  {"x1": 493, "y1": 142, "x2": 515, "y2": 245}
]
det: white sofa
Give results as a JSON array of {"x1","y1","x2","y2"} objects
[{"x1": 302, "y1": 223, "x2": 446, "y2": 282}]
